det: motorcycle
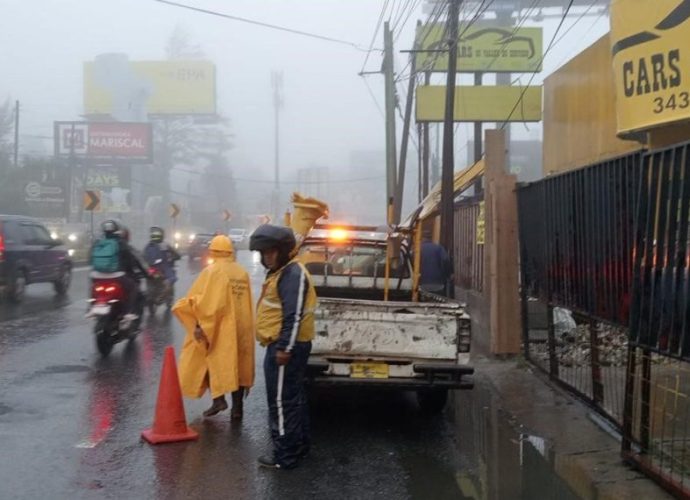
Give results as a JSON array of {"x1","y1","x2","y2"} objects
[
  {"x1": 86, "y1": 272, "x2": 144, "y2": 356},
  {"x1": 146, "y1": 259, "x2": 174, "y2": 315}
]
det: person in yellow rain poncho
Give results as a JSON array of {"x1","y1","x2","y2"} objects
[{"x1": 173, "y1": 235, "x2": 255, "y2": 419}]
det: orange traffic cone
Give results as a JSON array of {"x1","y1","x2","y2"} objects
[{"x1": 142, "y1": 346, "x2": 199, "y2": 444}]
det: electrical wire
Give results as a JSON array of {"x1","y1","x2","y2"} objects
[
  {"x1": 499, "y1": 0, "x2": 576, "y2": 128},
  {"x1": 360, "y1": 0, "x2": 392, "y2": 74},
  {"x1": 153, "y1": 0, "x2": 372, "y2": 52}
]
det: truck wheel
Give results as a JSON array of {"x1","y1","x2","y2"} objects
[
  {"x1": 417, "y1": 389, "x2": 448, "y2": 415},
  {"x1": 54, "y1": 266, "x2": 71, "y2": 296},
  {"x1": 8, "y1": 270, "x2": 27, "y2": 303}
]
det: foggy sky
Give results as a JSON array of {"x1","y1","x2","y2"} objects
[{"x1": 0, "y1": 0, "x2": 609, "y2": 182}]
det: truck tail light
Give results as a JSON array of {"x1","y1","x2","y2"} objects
[{"x1": 0, "y1": 227, "x2": 5, "y2": 263}]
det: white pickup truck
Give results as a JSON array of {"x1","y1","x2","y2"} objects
[{"x1": 298, "y1": 225, "x2": 473, "y2": 413}]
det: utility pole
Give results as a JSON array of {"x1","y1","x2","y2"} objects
[
  {"x1": 272, "y1": 71, "x2": 283, "y2": 220},
  {"x1": 394, "y1": 39, "x2": 419, "y2": 224},
  {"x1": 383, "y1": 21, "x2": 398, "y2": 225},
  {"x1": 422, "y1": 72, "x2": 431, "y2": 197},
  {"x1": 13, "y1": 100, "x2": 19, "y2": 167},
  {"x1": 440, "y1": 0, "x2": 460, "y2": 298},
  {"x1": 495, "y1": 5, "x2": 512, "y2": 172}
]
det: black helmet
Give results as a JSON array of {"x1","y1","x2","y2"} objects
[
  {"x1": 102, "y1": 220, "x2": 120, "y2": 238},
  {"x1": 250, "y1": 224, "x2": 296, "y2": 253},
  {"x1": 150, "y1": 226, "x2": 164, "y2": 242}
]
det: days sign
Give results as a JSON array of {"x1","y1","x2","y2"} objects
[
  {"x1": 170, "y1": 203, "x2": 180, "y2": 219},
  {"x1": 222, "y1": 209, "x2": 232, "y2": 222},
  {"x1": 84, "y1": 190, "x2": 101, "y2": 212},
  {"x1": 55, "y1": 122, "x2": 153, "y2": 163},
  {"x1": 416, "y1": 85, "x2": 542, "y2": 122},
  {"x1": 416, "y1": 24, "x2": 543, "y2": 73},
  {"x1": 85, "y1": 166, "x2": 131, "y2": 213},
  {"x1": 610, "y1": 0, "x2": 690, "y2": 135},
  {"x1": 84, "y1": 58, "x2": 216, "y2": 116}
]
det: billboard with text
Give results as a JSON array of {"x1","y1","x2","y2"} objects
[{"x1": 54, "y1": 122, "x2": 153, "y2": 163}]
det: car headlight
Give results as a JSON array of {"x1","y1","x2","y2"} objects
[
  {"x1": 189, "y1": 234, "x2": 196, "y2": 242},
  {"x1": 68, "y1": 249, "x2": 75, "y2": 257},
  {"x1": 50, "y1": 231, "x2": 59, "y2": 240},
  {"x1": 68, "y1": 233, "x2": 78, "y2": 242},
  {"x1": 174, "y1": 232, "x2": 182, "y2": 241}
]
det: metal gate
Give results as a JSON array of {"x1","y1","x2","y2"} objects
[
  {"x1": 518, "y1": 153, "x2": 643, "y2": 427},
  {"x1": 623, "y1": 142, "x2": 690, "y2": 497}
]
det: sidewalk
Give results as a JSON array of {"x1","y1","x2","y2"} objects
[{"x1": 449, "y1": 356, "x2": 672, "y2": 499}]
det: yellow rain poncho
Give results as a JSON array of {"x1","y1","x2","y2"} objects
[{"x1": 173, "y1": 237, "x2": 255, "y2": 399}]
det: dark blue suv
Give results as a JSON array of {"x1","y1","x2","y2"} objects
[{"x1": 0, "y1": 215, "x2": 72, "y2": 302}]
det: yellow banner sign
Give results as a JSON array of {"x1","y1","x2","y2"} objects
[
  {"x1": 416, "y1": 86, "x2": 542, "y2": 123},
  {"x1": 84, "y1": 59, "x2": 216, "y2": 116},
  {"x1": 610, "y1": 0, "x2": 690, "y2": 135},
  {"x1": 416, "y1": 24, "x2": 543, "y2": 73}
]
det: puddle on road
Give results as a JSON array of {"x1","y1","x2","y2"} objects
[{"x1": 449, "y1": 386, "x2": 581, "y2": 500}]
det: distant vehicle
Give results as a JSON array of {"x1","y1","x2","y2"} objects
[
  {"x1": 0, "y1": 215, "x2": 73, "y2": 302},
  {"x1": 172, "y1": 227, "x2": 206, "y2": 254},
  {"x1": 187, "y1": 233, "x2": 215, "y2": 262},
  {"x1": 228, "y1": 228, "x2": 248, "y2": 249},
  {"x1": 49, "y1": 223, "x2": 90, "y2": 263}
]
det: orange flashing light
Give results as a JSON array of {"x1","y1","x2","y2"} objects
[{"x1": 329, "y1": 228, "x2": 349, "y2": 242}]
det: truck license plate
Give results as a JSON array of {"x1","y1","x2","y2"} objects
[{"x1": 350, "y1": 362, "x2": 389, "y2": 379}]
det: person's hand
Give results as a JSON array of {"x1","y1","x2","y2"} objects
[
  {"x1": 275, "y1": 350, "x2": 292, "y2": 366},
  {"x1": 194, "y1": 325, "x2": 209, "y2": 346}
]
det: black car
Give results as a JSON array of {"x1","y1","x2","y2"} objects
[
  {"x1": 0, "y1": 215, "x2": 72, "y2": 302},
  {"x1": 187, "y1": 233, "x2": 215, "y2": 261}
]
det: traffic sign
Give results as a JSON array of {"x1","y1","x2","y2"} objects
[
  {"x1": 83, "y1": 190, "x2": 101, "y2": 212},
  {"x1": 170, "y1": 203, "x2": 180, "y2": 219},
  {"x1": 222, "y1": 209, "x2": 232, "y2": 222}
]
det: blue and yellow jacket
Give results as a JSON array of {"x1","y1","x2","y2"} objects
[{"x1": 256, "y1": 259, "x2": 317, "y2": 350}]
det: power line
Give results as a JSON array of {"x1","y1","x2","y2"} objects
[
  {"x1": 360, "y1": 0, "x2": 392, "y2": 74},
  {"x1": 500, "y1": 0, "x2": 576, "y2": 128},
  {"x1": 153, "y1": 0, "x2": 372, "y2": 52}
]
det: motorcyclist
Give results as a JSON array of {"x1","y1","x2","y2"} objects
[
  {"x1": 91, "y1": 220, "x2": 148, "y2": 322},
  {"x1": 143, "y1": 226, "x2": 180, "y2": 287}
]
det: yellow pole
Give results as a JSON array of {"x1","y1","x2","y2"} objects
[
  {"x1": 384, "y1": 199, "x2": 393, "y2": 301},
  {"x1": 412, "y1": 221, "x2": 422, "y2": 302}
]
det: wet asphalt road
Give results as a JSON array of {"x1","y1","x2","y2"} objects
[{"x1": 0, "y1": 251, "x2": 468, "y2": 500}]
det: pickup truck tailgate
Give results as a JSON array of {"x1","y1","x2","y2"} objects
[{"x1": 313, "y1": 298, "x2": 470, "y2": 360}]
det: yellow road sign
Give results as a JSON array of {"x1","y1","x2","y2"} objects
[
  {"x1": 170, "y1": 203, "x2": 180, "y2": 219},
  {"x1": 416, "y1": 85, "x2": 542, "y2": 122},
  {"x1": 83, "y1": 190, "x2": 101, "y2": 212}
]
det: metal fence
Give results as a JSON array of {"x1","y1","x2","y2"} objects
[
  {"x1": 518, "y1": 153, "x2": 643, "y2": 427},
  {"x1": 623, "y1": 142, "x2": 690, "y2": 496},
  {"x1": 454, "y1": 200, "x2": 484, "y2": 292}
]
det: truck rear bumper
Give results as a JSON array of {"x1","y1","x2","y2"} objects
[{"x1": 306, "y1": 359, "x2": 474, "y2": 390}]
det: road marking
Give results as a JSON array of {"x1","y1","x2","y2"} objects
[{"x1": 73, "y1": 266, "x2": 91, "y2": 272}]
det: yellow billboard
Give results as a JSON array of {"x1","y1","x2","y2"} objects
[
  {"x1": 416, "y1": 24, "x2": 543, "y2": 73},
  {"x1": 611, "y1": 0, "x2": 690, "y2": 135},
  {"x1": 84, "y1": 59, "x2": 216, "y2": 116},
  {"x1": 416, "y1": 85, "x2": 542, "y2": 123}
]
